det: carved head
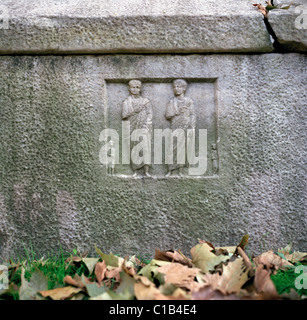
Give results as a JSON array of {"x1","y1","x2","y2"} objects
[
  {"x1": 128, "y1": 79, "x2": 142, "y2": 96},
  {"x1": 173, "y1": 79, "x2": 188, "y2": 96}
]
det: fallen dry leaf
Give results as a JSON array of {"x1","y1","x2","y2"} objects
[
  {"x1": 134, "y1": 279, "x2": 161, "y2": 300},
  {"x1": 237, "y1": 247, "x2": 253, "y2": 273},
  {"x1": 202, "y1": 257, "x2": 250, "y2": 295},
  {"x1": 85, "y1": 282, "x2": 108, "y2": 298},
  {"x1": 157, "y1": 263, "x2": 201, "y2": 289},
  {"x1": 116, "y1": 271, "x2": 135, "y2": 298},
  {"x1": 192, "y1": 286, "x2": 241, "y2": 300},
  {"x1": 82, "y1": 257, "x2": 100, "y2": 274},
  {"x1": 253, "y1": 3, "x2": 268, "y2": 17},
  {"x1": 254, "y1": 264, "x2": 279, "y2": 299},
  {"x1": 215, "y1": 246, "x2": 237, "y2": 254},
  {"x1": 133, "y1": 275, "x2": 153, "y2": 286},
  {"x1": 154, "y1": 249, "x2": 192, "y2": 267},
  {"x1": 286, "y1": 251, "x2": 307, "y2": 263},
  {"x1": 138, "y1": 287, "x2": 161, "y2": 300},
  {"x1": 63, "y1": 275, "x2": 86, "y2": 289},
  {"x1": 254, "y1": 250, "x2": 293, "y2": 269},
  {"x1": 19, "y1": 268, "x2": 48, "y2": 300},
  {"x1": 95, "y1": 261, "x2": 107, "y2": 283},
  {"x1": 39, "y1": 286, "x2": 82, "y2": 300},
  {"x1": 122, "y1": 259, "x2": 136, "y2": 276},
  {"x1": 278, "y1": 244, "x2": 292, "y2": 256},
  {"x1": 198, "y1": 239, "x2": 215, "y2": 249},
  {"x1": 106, "y1": 266, "x2": 122, "y2": 282},
  {"x1": 154, "y1": 288, "x2": 191, "y2": 300},
  {"x1": 138, "y1": 259, "x2": 172, "y2": 282},
  {"x1": 128, "y1": 256, "x2": 146, "y2": 268},
  {"x1": 95, "y1": 245, "x2": 119, "y2": 267},
  {"x1": 278, "y1": 244, "x2": 307, "y2": 263},
  {"x1": 192, "y1": 286, "x2": 264, "y2": 300},
  {"x1": 191, "y1": 243, "x2": 230, "y2": 273},
  {"x1": 65, "y1": 256, "x2": 82, "y2": 264}
]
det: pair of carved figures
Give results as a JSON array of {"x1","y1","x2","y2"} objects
[{"x1": 121, "y1": 79, "x2": 196, "y2": 177}]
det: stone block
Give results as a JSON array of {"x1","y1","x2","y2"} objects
[
  {"x1": 268, "y1": 1, "x2": 307, "y2": 52},
  {"x1": 0, "y1": 53, "x2": 306, "y2": 259},
  {"x1": 0, "y1": 0, "x2": 274, "y2": 53}
]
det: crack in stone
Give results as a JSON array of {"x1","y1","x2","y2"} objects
[{"x1": 263, "y1": 16, "x2": 285, "y2": 52}]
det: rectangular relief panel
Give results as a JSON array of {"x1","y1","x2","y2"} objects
[{"x1": 104, "y1": 78, "x2": 219, "y2": 178}]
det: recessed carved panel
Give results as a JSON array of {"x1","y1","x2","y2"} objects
[{"x1": 104, "y1": 78, "x2": 219, "y2": 178}]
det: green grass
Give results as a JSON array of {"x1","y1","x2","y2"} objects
[
  {"x1": 4, "y1": 246, "x2": 92, "y2": 299},
  {"x1": 2, "y1": 245, "x2": 153, "y2": 300},
  {"x1": 136, "y1": 253, "x2": 152, "y2": 265},
  {"x1": 271, "y1": 261, "x2": 307, "y2": 297}
]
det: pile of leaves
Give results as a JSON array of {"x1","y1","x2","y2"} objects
[{"x1": 0, "y1": 236, "x2": 306, "y2": 300}]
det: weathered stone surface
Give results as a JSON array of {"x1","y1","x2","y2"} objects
[
  {"x1": 0, "y1": 0, "x2": 274, "y2": 53},
  {"x1": 268, "y1": 0, "x2": 307, "y2": 52},
  {"x1": 0, "y1": 54, "x2": 306, "y2": 260}
]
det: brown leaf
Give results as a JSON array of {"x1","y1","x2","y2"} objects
[
  {"x1": 254, "y1": 264, "x2": 278, "y2": 299},
  {"x1": 63, "y1": 275, "x2": 86, "y2": 289},
  {"x1": 81, "y1": 251, "x2": 88, "y2": 258},
  {"x1": 154, "y1": 249, "x2": 192, "y2": 266},
  {"x1": 192, "y1": 286, "x2": 241, "y2": 300},
  {"x1": 237, "y1": 247, "x2": 253, "y2": 275},
  {"x1": 106, "y1": 267, "x2": 122, "y2": 282},
  {"x1": 95, "y1": 261, "x2": 107, "y2": 283},
  {"x1": 253, "y1": 3, "x2": 268, "y2": 17},
  {"x1": 202, "y1": 257, "x2": 250, "y2": 295},
  {"x1": 39, "y1": 286, "x2": 82, "y2": 300},
  {"x1": 154, "y1": 288, "x2": 191, "y2": 300},
  {"x1": 64, "y1": 256, "x2": 82, "y2": 270},
  {"x1": 192, "y1": 286, "x2": 266, "y2": 300},
  {"x1": 122, "y1": 261, "x2": 136, "y2": 277},
  {"x1": 134, "y1": 276, "x2": 161, "y2": 300},
  {"x1": 65, "y1": 256, "x2": 82, "y2": 264},
  {"x1": 191, "y1": 243, "x2": 230, "y2": 273},
  {"x1": 286, "y1": 252, "x2": 307, "y2": 263},
  {"x1": 157, "y1": 263, "x2": 201, "y2": 289},
  {"x1": 278, "y1": 245, "x2": 307, "y2": 263},
  {"x1": 198, "y1": 239, "x2": 215, "y2": 249},
  {"x1": 133, "y1": 275, "x2": 153, "y2": 287},
  {"x1": 254, "y1": 250, "x2": 293, "y2": 269},
  {"x1": 215, "y1": 246, "x2": 237, "y2": 254},
  {"x1": 128, "y1": 256, "x2": 146, "y2": 268},
  {"x1": 134, "y1": 282, "x2": 160, "y2": 300},
  {"x1": 215, "y1": 248, "x2": 230, "y2": 256}
]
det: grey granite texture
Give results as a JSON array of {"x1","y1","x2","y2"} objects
[
  {"x1": 267, "y1": 0, "x2": 307, "y2": 52},
  {"x1": 0, "y1": 54, "x2": 306, "y2": 260}
]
